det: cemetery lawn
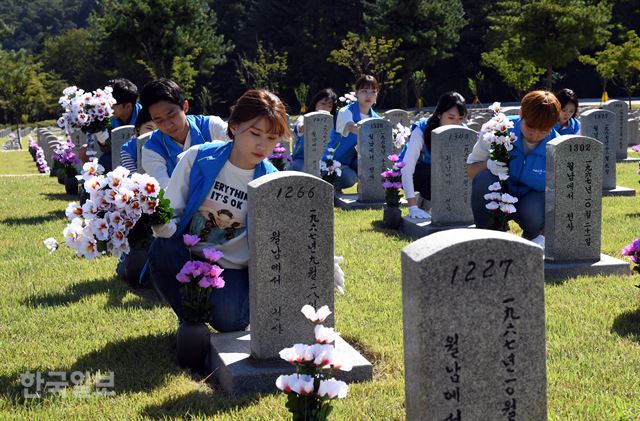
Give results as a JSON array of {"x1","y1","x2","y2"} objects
[
  {"x1": 0, "y1": 149, "x2": 39, "y2": 175},
  {"x1": 0, "y1": 149, "x2": 638, "y2": 420}
]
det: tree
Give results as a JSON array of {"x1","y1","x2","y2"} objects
[
  {"x1": 580, "y1": 30, "x2": 640, "y2": 106},
  {"x1": 365, "y1": 0, "x2": 466, "y2": 107},
  {"x1": 0, "y1": 49, "x2": 62, "y2": 124},
  {"x1": 328, "y1": 32, "x2": 404, "y2": 104},
  {"x1": 91, "y1": 0, "x2": 231, "y2": 97},
  {"x1": 236, "y1": 41, "x2": 288, "y2": 95},
  {"x1": 486, "y1": 0, "x2": 612, "y2": 89}
]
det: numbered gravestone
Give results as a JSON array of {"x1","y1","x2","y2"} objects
[
  {"x1": 580, "y1": 110, "x2": 616, "y2": 190},
  {"x1": 357, "y1": 118, "x2": 393, "y2": 202},
  {"x1": 303, "y1": 111, "x2": 333, "y2": 177},
  {"x1": 603, "y1": 100, "x2": 629, "y2": 160},
  {"x1": 384, "y1": 109, "x2": 410, "y2": 129},
  {"x1": 248, "y1": 172, "x2": 334, "y2": 359},
  {"x1": 402, "y1": 229, "x2": 547, "y2": 421},
  {"x1": 111, "y1": 125, "x2": 135, "y2": 168}
]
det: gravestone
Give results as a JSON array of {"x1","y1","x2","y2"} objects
[
  {"x1": 544, "y1": 135, "x2": 629, "y2": 280},
  {"x1": 136, "y1": 132, "x2": 152, "y2": 174},
  {"x1": 334, "y1": 117, "x2": 395, "y2": 210},
  {"x1": 384, "y1": 109, "x2": 410, "y2": 128},
  {"x1": 579, "y1": 109, "x2": 635, "y2": 196},
  {"x1": 44, "y1": 135, "x2": 58, "y2": 169},
  {"x1": 70, "y1": 130, "x2": 86, "y2": 148},
  {"x1": 502, "y1": 106, "x2": 520, "y2": 116},
  {"x1": 209, "y1": 172, "x2": 372, "y2": 396},
  {"x1": 466, "y1": 120, "x2": 481, "y2": 132},
  {"x1": 110, "y1": 125, "x2": 135, "y2": 169},
  {"x1": 402, "y1": 229, "x2": 547, "y2": 421},
  {"x1": 302, "y1": 111, "x2": 333, "y2": 177},
  {"x1": 602, "y1": 100, "x2": 635, "y2": 162},
  {"x1": 628, "y1": 118, "x2": 639, "y2": 148},
  {"x1": 402, "y1": 125, "x2": 476, "y2": 238}
]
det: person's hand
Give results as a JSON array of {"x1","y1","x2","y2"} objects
[
  {"x1": 408, "y1": 206, "x2": 431, "y2": 220},
  {"x1": 152, "y1": 220, "x2": 177, "y2": 238},
  {"x1": 487, "y1": 159, "x2": 508, "y2": 177},
  {"x1": 334, "y1": 256, "x2": 345, "y2": 294}
]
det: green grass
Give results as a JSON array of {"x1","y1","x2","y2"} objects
[
  {"x1": 0, "y1": 149, "x2": 639, "y2": 420},
  {"x1": 0, "y1": 149, "x2": 40, "y2": 175}
]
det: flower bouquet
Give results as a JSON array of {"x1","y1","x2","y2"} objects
[
  {"x1": 53, "y1": 139, "x2": 81, "y2": 178},
  {"x1": 380, "y1": 154, "x2": 405, "y2": 229},
  {"x1": 276, "y1": 304, "x2": 352, "y2": 421},
  {"x1": 481, "y1": 102, "x2": 518, "y2": 232},
  {"x1": 319, "y1": 148, "x2": 342, "y2": 188},
  {"x1": 621, "y1": 240, "x2": 640, "y2": 289},
  {"x1": 59, "y1": 160, "x2": 172, "y2": 259},
  {"x1": 338, "y1": 92, "x2": 356, "y2": 105},
  {"x1": 392, "y1": 122, "x2": 411, "y2": 149},
  {"x1": 57, "y1": 85, "x2": 116, "y2": 151},
  {"x1": 269, "y1": 143, "x2": 292, "y2": 171}
]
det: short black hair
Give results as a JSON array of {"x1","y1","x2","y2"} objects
[
  {"x1": 108, "y1": 78, "x2": 138, "y2": 105},
  {"x1": 555, "y1": 88, "x2": 579, "y2": 118},
  {"x1": 139, "y1": 78, "x2": 184, "y2": 110},
  {"x1": 309, "y1": 88, "x2": 337, "y2": 114},
  {"x1": 134, "y1": 107, "x2": 152, "y2": 132}
]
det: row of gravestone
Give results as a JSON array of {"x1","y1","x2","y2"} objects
[{"x1": 208, "y1": 162, "x2": 627, "y2": 420}]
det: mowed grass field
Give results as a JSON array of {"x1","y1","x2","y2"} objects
[{"x1": 0, "y1": 148, "x2": 638, "y2": 420}]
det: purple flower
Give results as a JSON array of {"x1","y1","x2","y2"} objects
[
  {"x1": 632, "y1": 144, "x2": 640, "y2": 152},
  {"x1": 383, "y1": 181, "x2": 394, "y2": 189},
  {"x1": 388, "y1": 154, "x2": 400, "y2": 162},
  {"x1": 392, "y1": 182, "x2": 403, "y2": 189},
  {"x1": 203, "y1": 248, "x2": 224, "y2": 262},
  {"x1": 208, "y1": 265, "x2": 224, "y2": 278},
  {"x1": 176, "y1": 272, "x2": 191, "y2": 283},
  {"x1": 396, "y1": 162, "x2": 406, "y2": 169},
  {"x1": 183, "y1": 234, "x2": 201, "y2": 247}
]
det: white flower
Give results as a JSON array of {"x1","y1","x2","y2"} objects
[
  {"x1": 485, "y1": 201, "x2": 500, "y2": 211},
  {"x1": 301, "y1": 304, "x2": 332, "y2": 323},
  {"x1": 500, "y1": 193, "x2": 519, "y2": 204},
  {"x1": 317, "y1": 378, "x2": 348, "y2": 399},
  {"x1": 81, "y1": 200, "x2": 99, "y2": 219},
  {"x1": 314, "y1": 325, "x2": 338, "y2": 344},
  {"x1": 500, "y1": 203, "x2": 517, "y2": 214},
  {"x1": 84, "y1": 176, "x2": 107, "y2": 194},
  {"x1": 489, "y1": 102, "x2": 501, "y2": 114},
  {"x1": 488, "y1": 182, "x2": 502, "y2": 191},
  {"x1": 107, "y1": 240, "x2": 130, "y2": 259},
  {"x1": 88, "y1": 218, "x2": 109, "y2": 241},
  {"x1": 279, "y1": 344, "x2": 314, "y2": 363},
  {"x1": 111, "y1": 227, "x2": 128, "y2": 248},
  {"x1": 113, "y1": 187, "x2": 133, "y2": 208},
  {"x1": 330, "y1": 350, "x2": 353, "y2": 372},
  {"x1": 275, "y1": 374, "x2": 314, "y2": 395},
  {"x1": 65, "y1": 202, "x2": 83, "y2": 220},
  {"x1": 334, "y1": 167, "x2": 342, "y2": 177},
  {"x1": 131, "y1": 173, "x2": 160, "y2": 198},
  {"x1": 63, "y1": 218, "x2": 85, "y2": 247},
  {"x1": 43, "y1": 237, "x2": 58, "y2": 253},
  {"x1": 498, "y1": 172, "x2": 510, "y2": 181},
  {"x1": 77, "y1": 237, "x2": 101, "y2": 259},
  {"x1": 312, "y1": 344, "x2": 336, "y2": 367},
  {"x1": 483, "y1": 192, "x2": 502, "y2": 201}
]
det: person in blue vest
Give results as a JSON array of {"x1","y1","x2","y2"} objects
[
  {"x1": 399, "y1": 92, "x2": 467, "y2": 220},
  {"x1": 290, "y1": 88, "x2": 337, "y2": 171},
  {"x1": 322, "y1": 75, "x2": 380, "y2": 190},
  {"x1": 140, "y1": 78, "x2": 229, "y2": 188},
  {"x1": 149, "y1": 89, "x2": 288, "y2": 332},
  {"x1": 467, "y1": 90, "x2": 561, "y2": 246},
  {"x1": 119, "y1": 108, "x2": 157, "y2": 173},
  {"x1": 109, "y1": 78, "x2": 142, "y2": 129},
  {"x1": 554, "y1": 88, "x2": 581, "y2": 135}
]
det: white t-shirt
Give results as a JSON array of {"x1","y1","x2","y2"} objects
[
  {"x1": 400, "y1": 125, "x2": 426, "y2": 199},
  {"x1": 141, "y1": 116, "x2": 229, "y2": 188},
  {"x1": 335, "y1": 106, "x2": 364, "y2": 137}
]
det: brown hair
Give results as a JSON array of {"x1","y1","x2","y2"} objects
[
  {"x1": 227, "y1": 89, "x2": 290, "y2": 140},
  {"x1": 355, "y1": 75, "x2": 379, "y2": 91},
  {"x1": 520, "y1": 90, "x2": 561, "y2": 131}
]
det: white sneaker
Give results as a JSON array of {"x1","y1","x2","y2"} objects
[{"x1": 530, "y1": 235, "x2": 545, "y2": 250}]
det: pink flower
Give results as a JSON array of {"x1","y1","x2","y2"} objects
[
  {"x1": 176, "y1": 272, "x2": 190, "y2": 283},
  {"x1": 632, "y1": 144, "x2": 640, "y2": 152},
  {"x1": 183, "y1": 234, "x2": 201, "y2": 247},
  {"x1": 396, "y1": 162, "x2": 406, "y2": 168},
  {"x1": 387, "y1": 154, "x2": 399, "y2": 162},
  {"x1": 203, "y1": 248, "x2": 224, "y2": 262},
  {"x1": 208, "y1": 265, "x2": 224, "y2": 278}
]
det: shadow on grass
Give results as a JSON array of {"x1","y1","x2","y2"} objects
[
  {"x1": 611, "y1": 306, "x2": 640, "y2": 343},
  {"x1": 1, "y1": 209, "x2": 65, "y2": 226},
  {"x1": 40, "y1": 192, "x2": 79, "y2": 201},
  {"x1": 142, "y1": 389, "x2": 261, "y2": 419},
  {"x1": 23, "y1": 277, "x2": 162, "y2": 310},
  {"x1": 340, "y1": 334, "x2": 385, "y2": 379},
  {"x1": 369, "y1": 220, "x2": 412, "y2": 240},
  {"x1": 0, "y1": 332, "x2": 183, "y2": 403}
]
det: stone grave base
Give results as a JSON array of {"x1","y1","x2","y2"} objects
[
  {"x1": 401, "y1": 216, "x2": 475, "y2": 238},
  {"x1": 616, "y1": 157, "x2": 640, "y2": 163},
  {"x1": 544, "y1": 253, "x2": 629, "y2": 281},
  {"x1": 208, "y1": 331, "x2": 373, "y2": 396},
  {"x1": 334, "y1": 193, "x2": 407, "y2": 210},
  {"x1": 602, "y1": 186, "x2": 636, "y2": 197}
]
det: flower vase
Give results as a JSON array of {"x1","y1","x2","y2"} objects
[
  {"x1": 57, "y1": 168, "x2": 66, "y2": 184},
  {"x1": 176, "y1": 322, "x2": 211, "y2": 371},
  {"x1": 64, "y1": 175, "x2": 79, "y2": 196},
  {"x1": 124, "y1": 248, "x2": 148, "y2": 288},
  {"x1": 383, "y1": 205, "x2": 402, "y2": 229}
]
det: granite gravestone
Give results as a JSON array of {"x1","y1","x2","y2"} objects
[
  {"x1": 544, "y1": 135, "x2": 629, "y2": 279},
  {"x1": 578, "y1": 109, "x2": 629, "y2": 195},
  {"x1": 401, "y1": 126, "x2": 476, "y2": 238},
  {"x1": 384, "y1": 109, "x2": 410, "y2": 129},
  {"x1": 603, "y1": 100, "x2": 630, "y2": 161},
  {"x1": 136, "y1": 132, "x2": 152, "y2": 173},
  {"x1": 628, "y1": 118, "x2": 639, "y2": 148},
  {"x1": 357, "y1": 118, "x2": 393, "y2": 202},
  {"x1": 209, "y1": 171, "x2": 372, "y2": 395},
  {"x1": 402, "y1": 229, "x2": 547, "y2": 421},
  {"x1": 110, "y1": 125, "x2": 135, "y2": 169},
  {"x1": 302, "y1": 111, "x2": 333, "y2": 177},
  {"x1": 70, "y1": 130, "x2": 86, "y2": 148}
]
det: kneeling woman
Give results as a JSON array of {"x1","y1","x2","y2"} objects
[{"x1": 149, "y1": 90, "x2": 288, "y2": 332}]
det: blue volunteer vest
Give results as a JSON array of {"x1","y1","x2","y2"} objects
[
  {"x1": 292, "y1": 124, "x2": 304, "y2": 161},
  {"x1": 398, "y1": 118, "x2": 432, "y2": 165},
  {"x1": 323, "y1": 102, "x2": 379, "y2": 166},
  {"x1": 111, "y1": 103, "x2": 142, "y2": 129},
  {"x1": 507, "y1": 117, "x2": 560, "y2": 196},
  {"x1": 177, "y1": 141, "x2": 278, "y2": 235},
  {"x1": 121, "y1": 138, "x2": 137, "y2": 161},
  {"x1": 142, "y1": 115, "x2": 212, "y2": 177},
  {"x1": 554, "y1": 117, "x2": 580, "y2": 136}
]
